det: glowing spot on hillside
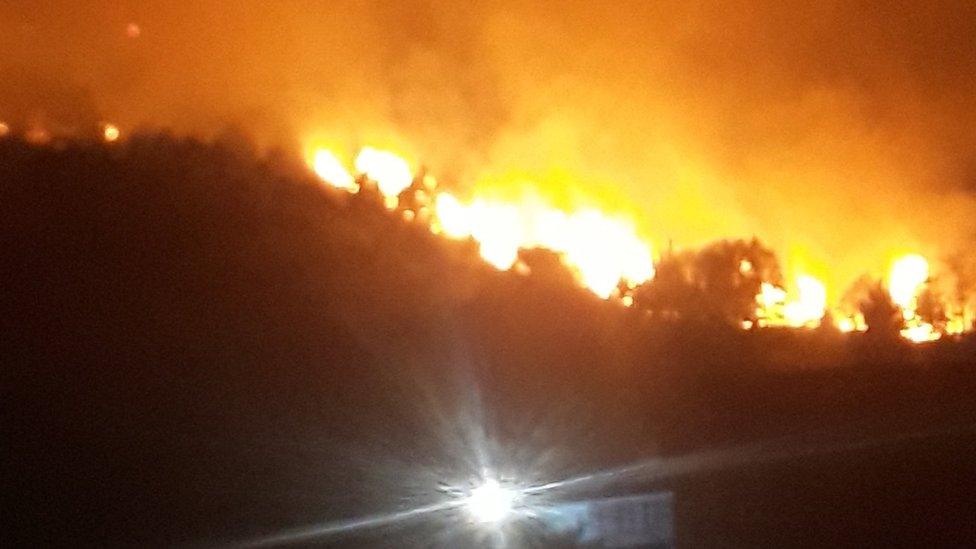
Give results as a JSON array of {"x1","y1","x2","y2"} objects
[
  {"x1": 102, "y1": 123, "x2": 120, "y2": 143},
  {"x1": 311, "y1": 149, "x2": 357, "y2": 191},
  {"x1": 889, "y1": 254, "x2": 929, "y2": 314},
  {"x1": 433, "y1": 192, "x2": 654, "y2": 297},
  {"x1": 355, "y1": 147, "x2": 413, "y2": 206}
]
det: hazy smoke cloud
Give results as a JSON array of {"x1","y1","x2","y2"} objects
[{"x1": 3, "y1": 0, "x2": 975, "y2": 296}]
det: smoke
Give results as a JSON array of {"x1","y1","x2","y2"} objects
[{"x1": 2, "y1": 0, "x2": 976, "y2": 296}]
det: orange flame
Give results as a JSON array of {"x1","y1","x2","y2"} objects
[
  {"x1": 312, "y1": 149, "x2": 357, "y2": 192},
  {"x1": 434, "y1": 192, "x2": 654, "y2": 298},
  {"x1": 354, "y1": 147, "x2": 413, "y2": 208},
  {"x1": 757, "y1": 275, "x2": 828, "y2": 328},
  {"x1": 305, "y1": 144, "x2": 973, "y2": 341},
  {"x1": 888, "y1": 254, "x2": 941, "y2": 343}
]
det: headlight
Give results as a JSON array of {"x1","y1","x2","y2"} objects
[{"x1": 465, "y1": 478, "x2": 516, "y2": 524}]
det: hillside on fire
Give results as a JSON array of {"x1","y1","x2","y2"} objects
[{"x1": 5, "y1": 135, "x2": 976, "y2": 546}]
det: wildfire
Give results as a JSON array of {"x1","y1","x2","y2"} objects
[
  {"x1": 836, "y1": 314, "x2": 867, "y2": 333},
  {"x1": 312, "y1": 149, "x2": 357, "y2": 192},
  {"x1": 888, "y1": 254, "x2": 941, "y2": 343},
  {"x1": 354, "y1": 147, "x2": 414, "y2": 209},
  {"x1": 435, "y1": 192, "x2": 654, "y2": 298},
  {"x1": 756, "y1": 275, "x2": 828, "y2": 328},
  {"x1": 889, "y1": 254, "x2": 929, "y2": 313},
  {"x1": 305, "y1": 144, "x2": 973, "y2": 342}
]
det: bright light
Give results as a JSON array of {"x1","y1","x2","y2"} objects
[
  {"x1": 755, "y1": 275, "x2": 827, "y2": 328},
  {"x1": 431, "y1": 192, "x2": 654, "y2": 296},
  {"x1": 465, "y1": 479, "x2": 516, "y2": 524},
  {"x1": 354, "y1": 146, "x2": 414, "y2": 204},
  {"x1": 783, "y1": 275, "x2": 827, "y2": 327},
  {"x1": 888, "y1": 254, "x2": 929, "y2": 312},
  {"x1": 312, "y1": 149, "x2": 357, "y2": 191},
  {"x1": 296, "y1": 137, "x2": 974, "y2": 338},
  {"x1": 103, "y1": 123, "x2": 120, "y2": 143},
  {"x1": 900, "y1": 321, "x2": 941, "y2": 343}
]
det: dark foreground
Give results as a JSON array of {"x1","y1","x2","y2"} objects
[{"x1": 4, "y1": 137, "x2": 976, "y2": 547}]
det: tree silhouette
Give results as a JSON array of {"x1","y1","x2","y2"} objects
[
  {"x1": 916, "y1": 287, "x2": 947, "y2": 328},
  {"x1": 517, "y1": 247, "x2": 579, "y2": 288},
  {"x1": 634, "y1": 238, "x2": 782, "y2": 325},
  {"x1": 860, "y1": 282, "x2": 904, "y2": 338}
]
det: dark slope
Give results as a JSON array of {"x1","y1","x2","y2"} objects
[{"x1": 3, "y1": 137, "x2": 976, "y2": 546}]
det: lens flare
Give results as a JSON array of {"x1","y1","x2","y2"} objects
[{"x1": 465, "y1": 479, "x2": 516, "y2": 524}]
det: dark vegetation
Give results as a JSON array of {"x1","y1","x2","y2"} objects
[
  {"x1": 4, "y1": 136, "x2": 976, "y2": 546},
  {"x1": 633, "y1": 238, "x2": 782, "y2": 324}
]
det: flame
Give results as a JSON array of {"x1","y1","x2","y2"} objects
[
  {"x1": 0, "y1": 121, "x2": 9, "y2": 137},
  {"x1": 888, "y1": 254, "x2": 929, "y2": 315},
  {"x1": 946, "y1": 317, "x2": 967, "y2": 336},
  {"x1": 434, "y1": 192, "x2": 653, "y2": 298},
  {"x1": 756, "y1": 275, "x2": 826, "y2": 328},
  {"x1": 308, "y1": 146, "x2": 656, "y2": 294},
  {"x1": 757, "y1": 283, "x2": 787, "y2": 313},
  {"x1": 836, "y1": 314, "x2": 867, "y2": 333},
  {"x1": 901, "y1": 322, "x2": 941, "y2": 343},
  {"x1": 302, "y1": 144, "x2": 974, "y2": 341},
  {"x1": 784, "y1": 275, "x2": 827, "y2": 327},
  {"x1": 354, "y1": 147, "x2": 413, "y2": 208},
  {"x1": 312, "y1": 149, "x2": 357, "y2": 192},
  {"x1": 887, "y1": 254, "x2": 943, "y2": 343}
]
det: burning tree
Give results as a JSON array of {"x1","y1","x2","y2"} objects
[
  {"x1": 634, "y1": 238, "x2": 782, "y2": 326},
  {"x1": 859, "y1": 283, "x2": 905, "y2": 338}
]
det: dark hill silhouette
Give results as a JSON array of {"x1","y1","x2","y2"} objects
[{"x1": 4, "y1": 136, "x2": 976, "y2": 546}]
